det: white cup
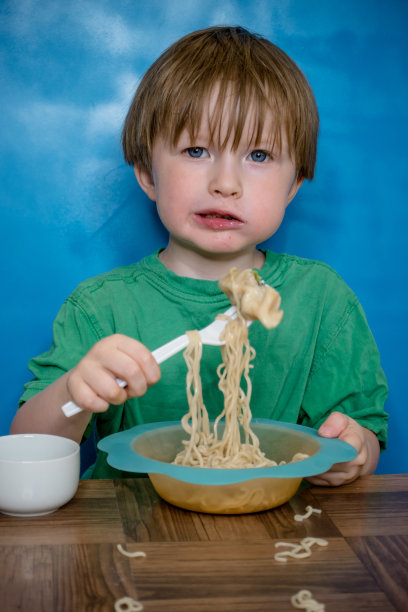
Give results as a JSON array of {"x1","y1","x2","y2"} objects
[{"x1": 0, "y1": 434, "x2": 80, "y2": 516}]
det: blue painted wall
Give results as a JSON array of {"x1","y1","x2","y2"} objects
[{"x1": 1, "y1": 0, "x2": 407, "y2": 473}]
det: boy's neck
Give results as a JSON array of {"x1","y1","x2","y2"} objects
[{"x1": 158, "y1": 243, "x2": 265, "y2": 280}]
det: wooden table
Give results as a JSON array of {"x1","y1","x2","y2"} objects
[{"x1": 1, "y1": 474, "x2": 407, "y2": 611}]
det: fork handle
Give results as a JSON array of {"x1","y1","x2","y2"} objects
[
  {"x1": 61, "y1": 334, "x2": 190, "y2": 417},
  {"x1": 151, "y1": 333, "x2": 189, "y2": 364}
]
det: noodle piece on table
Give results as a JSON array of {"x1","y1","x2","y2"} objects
[
  {"x1": 114, "y1": 596, "x2": 143, "y2": 611},
  {"x1": 117, "y1": 544, "x2": 147, "y2": 558},
  {"x1": 274, "y1": 537, "x2": 328, "y2": 562},
  {"x1": 294, "y1": 505, "x2": 322, "y2": 522},
  {"x1": 291, "y1": 589, "x2": 325, "y2": 611}
]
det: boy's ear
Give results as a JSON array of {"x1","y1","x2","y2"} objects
[
  {"x1": 287, "y1": 175, "x2": 304, "y2": 205},
  {"x1": 133, "y1": 164, "x2": 156, "y2": 202}
]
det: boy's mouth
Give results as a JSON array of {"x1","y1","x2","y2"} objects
[
  {"x1": 195, "y1": 209, "x2": 244, "y2": 230},
  {"x1": 200, "y1": 213, "x2": 237, "y2": 220},
  {"x1": 197, "y1": 209, "x2": 242, "y2": 222}
]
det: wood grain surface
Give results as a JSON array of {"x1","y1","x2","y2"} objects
[{"x1": 1, "y1": 474, "x2": 407, "y2": 611}]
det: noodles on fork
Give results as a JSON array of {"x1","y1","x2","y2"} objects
[{"x1": 173, "y1": 268, "x2": 308, "y2": 469}]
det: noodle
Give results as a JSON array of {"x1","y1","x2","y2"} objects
[
  {"x1": 173, "y1": 268, "x2": 308, "y2": 469},
  {"x1": 173, "y1": 318, "x2": 276, "y2": 468},
  {"x1": 274, "y1": 537, "x2": 328, "y2": 563},
  {"x1": 173, "y1": 330, "x2": 212, "y2": 467},
  {"x1": 117, "y1": 544, "x2": 147, "y2": 558},
  {"x1": 294, "y1": 505, "x2": 322, "y2": 522},
  {"x1": 218, "y1": 268, "x2": 283, "y2": 329},
  {"x1": 114, "y1": 597, "x2": 143, "y2": 611},
  {"x1": 291, "y1": 590, "x2": 325, "y2": 611}
]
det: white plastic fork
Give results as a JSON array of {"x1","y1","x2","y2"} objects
[{"x1": 61, "y1": 305, "x2": 243, "y2": 417}]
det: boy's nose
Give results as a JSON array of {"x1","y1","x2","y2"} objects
[{"x1": 208, "y1": 157, "x2": 242, "y2": 199}]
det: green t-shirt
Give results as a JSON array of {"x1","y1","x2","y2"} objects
[{"x1": 20, "y1": 250, "x2": 388, "y2": 478}]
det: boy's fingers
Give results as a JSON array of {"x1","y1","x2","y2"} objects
[
  {"x1": 103, "y1": 347, "x2": 160, "y2": 393},
  {"x1": 66, "y1": 374, "x2": 112, "y2": 413},
  {"x1": 85, "y1": 334, "x2": 161, "y2": 400},
  {"x1": 318, "y1": 412, "x2": 365, "y2": 458},
  {"x1": 309, "y1": 416, "x2": 368, "y2": 487},
  {"x1": 111, "y1": 335, "x2": 162, "y2": 385},
  {"x1": 306, "y1": 465, "x2": 359, "y2": 487},
  {"x1": 115, "y1": 351, "x2": 161, "y2": 398}
]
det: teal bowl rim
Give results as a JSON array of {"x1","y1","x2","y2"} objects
[{"x1": 97, "y1": 418, "x2": 357, "y2": 486}]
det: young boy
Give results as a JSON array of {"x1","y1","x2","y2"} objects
[{"x1": 11, "y1": 26, "x2": 388, "y2": 485}]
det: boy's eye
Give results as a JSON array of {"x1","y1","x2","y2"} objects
[
  {"x1": 186, "y1": 147, "x2": 209, "y2": 158},
  {"x1": 249, "y1": 150, "x2": 270, "y2": 162}
]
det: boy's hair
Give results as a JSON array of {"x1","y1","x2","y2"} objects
[{"x1": 122, "y1": 26, "x2": 319, "y2": 180}]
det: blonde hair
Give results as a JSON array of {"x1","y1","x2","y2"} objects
[{"x1": 122, "y1": 26, "x2": 319, "y2": 180}]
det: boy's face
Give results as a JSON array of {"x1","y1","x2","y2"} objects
[{"x1": 135, "y1": 95, "x2": 302, "y2": 269}]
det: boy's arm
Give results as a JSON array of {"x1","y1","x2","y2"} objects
[
  {"x1": 10, "y1": 373, "x2": 93, "y2": 444},
  {"x1": 305, "y1": 411, "x2": 380, "y2": 487},
  {"x1": 10, "y1": 334, "x2": 161, "y2": 444}
]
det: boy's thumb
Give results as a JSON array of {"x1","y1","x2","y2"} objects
[{"x1": 318, "y1": 411, "x2": 348, "y2": 438}]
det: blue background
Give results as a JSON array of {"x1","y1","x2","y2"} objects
[{"x1": 1, "y1": 0, "x2": 407, "y2": 474}]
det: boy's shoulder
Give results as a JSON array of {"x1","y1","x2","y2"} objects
[
  {"x1": 264, "y1": 250, "x2": 360, "y2": 312},
  {"x1": 67, "y1": 253, "x2": 158, "y2": 301},
  {"x1": 265, "y1": 250, "x2": 352, "y2": 288}
]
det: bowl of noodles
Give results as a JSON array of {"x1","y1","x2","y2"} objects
[
  {"x1": 100, "y1": 268, "x2": 357, "y2": 514},
  {"x1": 98, "y1": 419, "x2": 357, "y2": 514}
]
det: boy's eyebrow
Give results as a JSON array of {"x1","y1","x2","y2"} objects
[{"x1": 177, "y1": 129, "x2": 208, "y2": 143}]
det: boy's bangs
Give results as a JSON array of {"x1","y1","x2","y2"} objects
[
  {"x1": 174, "y1": 80, "x2": 283, "y2": 154},
  {"x1": 164, "y1": 77, "x2": 285, "y2": 156}
]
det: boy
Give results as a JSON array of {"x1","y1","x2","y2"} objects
[{"x1": 11, "y1": 26, "x2": 388, "y2": 485}]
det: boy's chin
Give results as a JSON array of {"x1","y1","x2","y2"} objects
[{"x1": 186, "y1": 244, "x2": 262, "y2": 265}]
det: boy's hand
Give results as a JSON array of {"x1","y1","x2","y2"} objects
[
  {"x1": 305, "y1": 411, "x2": 380, "y2": 487},
  {"x1": 65, "y1": 334, "x2": 161, "y2": 413}
]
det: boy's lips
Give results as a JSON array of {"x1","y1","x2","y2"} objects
[{"x1": 194, "y1": 208, "x2": 244, "y2": 230}]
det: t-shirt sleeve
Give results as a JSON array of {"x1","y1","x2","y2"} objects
[
  {"x1": 300, "y1": 298, "x2": 389, "y2": 449},
  {"x1": 19, "y1": 295, "x2": 102, "y2": 407}
]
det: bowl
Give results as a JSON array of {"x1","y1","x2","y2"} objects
[
  {"x1": 0, "y1": 434, "x2": 80, "y2": 517},
  {"x1": 98, "y1": 419, "x2": 357, "y2": 514}
]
